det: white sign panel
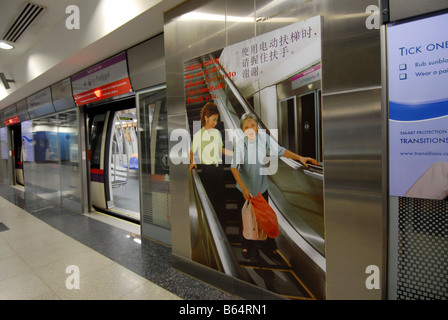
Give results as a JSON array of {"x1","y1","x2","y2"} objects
[
  {"x1": 71, "y1": 52, "x2": 133, "y2": 106},
  {"x1": 219, "y1": 15, "x2": 322, "y2": 97},
  {"x1": 388, "y1": 12, "x2": 448, "y2": 200}
]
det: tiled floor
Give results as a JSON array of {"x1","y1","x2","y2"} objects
[{"x1": 0, "y1": 184, "x2": 236, "y2": 300}]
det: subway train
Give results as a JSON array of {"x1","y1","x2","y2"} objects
[{"x1": 1, "y1": 0, "x2": 447, "y2": 300}]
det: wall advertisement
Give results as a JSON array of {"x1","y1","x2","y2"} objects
[
  {"x1": 183, "y1": 16, "x2": 324, "y2": 299},
  {"x1": 388, "y1": 12, "x2": 448, "y2": 200}
]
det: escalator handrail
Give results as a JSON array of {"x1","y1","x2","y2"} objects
[
  {"x1": 190, "y1": 168, "x2": 244, "y2": 279},
  {"x1": 206, "y1": 53, "x2": 323, "y2": 177}
]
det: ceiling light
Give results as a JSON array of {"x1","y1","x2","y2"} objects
[{"x1": 0, "y1": 42, "x2": 14, "y2": 50}]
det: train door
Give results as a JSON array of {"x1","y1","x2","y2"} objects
[
  {"x1": 107, "y1": 108, "x2": 140, "y2": 219},
  {"x1": 0, "y1": 127, "x2": 8, "y2": 183},
  {"x1": 87, "y1": 99, "x2": 140, "y2": 222},
  {"x1": 135, "y1": 86, "x2": 171, "y2": 243},
  {"x1": 9, "y1": 124, "x2": 24, "y2": 187}
]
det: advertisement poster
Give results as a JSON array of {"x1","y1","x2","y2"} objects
[
  {"x1": 388, "y1": 12, "x2": 448, "y2": 200},
  {"x1": 184, "y1": 16, "x2": 323, "y2": 299}
]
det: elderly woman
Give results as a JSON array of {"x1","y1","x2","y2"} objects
[{"x1": 230, "y1": 112, "x2": 318, "y2": 262}]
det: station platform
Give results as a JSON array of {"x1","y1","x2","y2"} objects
[{"x1": 0, "y1": 183, "x2": 236, "y2": 300}]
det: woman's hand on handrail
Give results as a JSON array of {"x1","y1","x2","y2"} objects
[{"x1": 189, "y1": 163, "x2": 197, "y2": 172}]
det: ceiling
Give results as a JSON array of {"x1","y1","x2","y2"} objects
[
  {"x1": 0, "y1": 0, "x2": 86, "y2": 70},
  {"x1": 0, "y1": 0, "x2": 185, "y2": 110}
]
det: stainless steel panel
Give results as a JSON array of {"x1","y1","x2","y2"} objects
[
  {"x1": 256, "y1": 0, "x2": 320, "y2": 36},
  {"x1": 168, "y1": 112, "x2": 191, "y2": 258},
  {"x1": 323, "y1": 88, "x2": 384, "y2": 300},
  {"x1": 226, "y1": 0, "x2": 256, "y2": 45},
  {"x1": 26, "y1": 87, "x2": 56, "y2": 119},
  {"x1": 255, "y1": 0, "x2": 381, "y2": 93},
  {"x1": 389, "y1": 0, "x2": 448, "y2": 22},
  {"x1": 127, "y1": 34, "x2": 166, "y2": 91},
  {"x1": 51, "y1": 78, "x2": 76, "y2": 112},
  {"x1": 164, "y1": 0, "x2": 226, "y2": 60},
  {"x1": 16, "y1": 99, "x2": 30, "y2": 122},
  {"x1": 165, "y1": 71, "x2": 190, "y2": 105},
  {"x1": 321, "y1": 0, "x2": 382, "y2": 94},
  {"x1": 2, "y1": 104, "x2": 17, "y2": 120}
]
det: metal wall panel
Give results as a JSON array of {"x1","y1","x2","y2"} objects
[
  {"x1": 389, "y1": 0, "x2": 448, "y2": 22},
  {"x1": 225, "y1": 0, "x2": 256, "y2": 45},
  {"x1": 320, "y1": 0, "x2": 382, "y2": 94},
  {"x1": 255, "y1": 0, "x2": 320, "y2": 36},
  {"x1": 51, "y1": 78, "x2": 76, "y2": 112},
  {"x1": 168, "y1": 113, "x2": 191, "y2": 257},
  {"x1": 253, "y1": 0, "x2": 382, "y2": 94},
  {"x1": 127, "y1": 34, "x2": 166, "y2": 91},
  {"x1": 16, "y1": 99, "x2": 30, "y2": 122},
  {"x1": 323, "y1": 88, "x2": 384, "y2": 299},
  {"x1": 165, "y1": 0, "x2": 227, "y2": 259},
  {"x1": 2, "y1": 104, "x2": 17, "y2": 121},
  {"x1": 26, "y1": 87, "x2": 56, "y2": 119},
  {"x1": 165, "y1": 0, "x2": 227, "y2": 59}
]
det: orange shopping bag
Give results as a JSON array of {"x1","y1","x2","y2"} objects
[
  {"x1": 251, "y1": 193, "x2": 279, "y2": 238},
  {"x1": 241, "y1": 199, "x2": 267, "y2": 240}
]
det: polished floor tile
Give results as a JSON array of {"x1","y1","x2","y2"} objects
[
  {"x1": 0, "y1": 195, "x2": 181, "y2": 300},
  {"x1": 0, "y1": 184, "x2": 236, "y2": 300}
]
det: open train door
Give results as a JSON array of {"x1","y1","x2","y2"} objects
[{"x1": 86, "y1": 98, "x2": 140, "y2": 223}]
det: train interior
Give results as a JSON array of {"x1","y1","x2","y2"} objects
[
  {"x1": 86, "y1": 90, "x2": 171, "y2": 229},
  {"x1": 87, "y1": 99, "x2": 141, "y2": 222},
  {"x1": 10, "y1": 123, "x2": 24, "y2": 187}
]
